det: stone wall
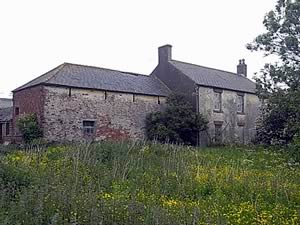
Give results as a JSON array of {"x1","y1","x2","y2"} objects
[
  {"x1": 43, "y1": 86, "x2": 166, "y2": 142},
  {"x1": 198, "y1": 86, "x2": 260, "y2": 146}
]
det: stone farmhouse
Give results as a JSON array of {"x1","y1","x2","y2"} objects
[
  {"x1": 2, "y1": 45, "x2": 260, "y2": 145},
  {"x1": 152, "y1": 45, "x2": 260, "y2": 145}
]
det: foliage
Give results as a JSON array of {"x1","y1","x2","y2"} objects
[
  {"x1": 16, "y1": 114, "x2": 43, "y2": 143},
  {"x1": 247, "y1": 0, "x2": 300, "y2": 145},
  {"x1": 0, "y1": 142, "x2": 299, "y2": 224},
  {"x1": 288, "y1": 133, "x2": 300, "y2": 162},
  {"x1": 255, "y1": 90, "x2": 300, "y2": 145},
  {"x1": 146, "y1": 94, "x2": 208, "y2": 145}
]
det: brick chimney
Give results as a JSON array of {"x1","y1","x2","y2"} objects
[
  {"x1": 237, "y1": 59, "x2": 247, "y2": 77},
  {"x1": 158, "y1": 44, "x2": 172, "y2": 64}
]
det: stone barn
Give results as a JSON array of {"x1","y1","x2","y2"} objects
[{"x1": 12, "y1": 64, "x2": 170, "y2": 142}]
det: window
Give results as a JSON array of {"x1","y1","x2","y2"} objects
[
  {"x1": 104, "y1": 91, "x2": 108, "y2": 100},
  {"x1": 214, "y1": 122, "x2": 223, "y2": 144},
  {"x1": 133, "y1": 94, "x2": 136, "y2": 102},
  {"x1": 158, "y1": 96, "x2": 161, "y2": 104},
  {"x1": 237, "y1": 94, "x2": 244, "y2": 113},
  {"x1": 83, "y1": 120, "x2": 95, "y2": 136},
  {"x1": 15, "y1": 107, "x2": 19, "y2": 116},
  {"x1": 5, "y1": 123, "x2": 9, "y2": 136},
  {"x1": 213, "y1": 90, "x2": 222, "y2": 112},
  {"x1": 68, "y1": 88, "x2": 72, "y2": 97}
]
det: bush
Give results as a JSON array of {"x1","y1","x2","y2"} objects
[
  {"x1": 288, "y1": 133, "x2": 300, "y2": 163},
  {"x1": 146, "y1": 94, "x2": 208, "y2": 145},
  {"x1": 17, "y1": 114, "x2": 43, "y2": 143}
]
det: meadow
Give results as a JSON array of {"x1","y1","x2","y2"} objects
[{"x1": 0, "y1": 142, "x2": 299, "y2": 225}]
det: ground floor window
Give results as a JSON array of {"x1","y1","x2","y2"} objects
[
  {"x1": 214, "y1": 122, "x2": 222, "y2": 145},
  {"x1": 83, "y1": 120, "x2": 96, "y2": 136}
]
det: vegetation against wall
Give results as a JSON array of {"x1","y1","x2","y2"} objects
[
  {"x1": 146, "y1": 94, "x2": 208, "y2": 145},
  {"x1": 16, "y1": 113, "x2": 43, "y2": 143},
  {"x1": 247, "y1": 0, "x2": 300, "y2": 145},
  {"x1": 0, "y1": 142, "x2": 299, "y2": 225}
]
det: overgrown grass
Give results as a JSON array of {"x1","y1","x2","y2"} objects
[{"x1": 0, "y1": 142, "x2": 299, "y2": 224}]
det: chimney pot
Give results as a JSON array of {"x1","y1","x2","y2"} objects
[{"x1": 237, "y1": 59, "x2": 247, "y2": 77}]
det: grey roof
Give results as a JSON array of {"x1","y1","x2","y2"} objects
[
  {"x1": 14, "y1": 63, "x2": 171, "y2": 96},
  {"x1": 0, "y1": 98, "x2": 13, "y2": 109},
  {"x1": 0, "y1": 107, "x2": 13, "y2": 122},
  {"x1": 171, "y1": 60, "x2": 256, "y2": 94}
]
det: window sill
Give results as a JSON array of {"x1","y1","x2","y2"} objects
[
  {"x1": 213, "y1": 110, "x2": 223, "y2": 113},
  {"x1": 237, "y1": 112, "x2": 245, "y2": 115}
]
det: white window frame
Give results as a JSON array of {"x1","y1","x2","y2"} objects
[
  {"x1": 83, "y1": 120, "x2": 96, "y2": 136},
  {"x1": 213, "y1": 89, "x2": 222, "y2": 112},
  {"x1": 237, "y1": 93, "x2": 245, "y2": 113}
]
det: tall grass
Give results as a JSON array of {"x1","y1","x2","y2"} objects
[{"x1": 0, "y1": 142, "x2": 299, "y2": 224}]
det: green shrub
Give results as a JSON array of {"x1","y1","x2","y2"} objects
[
  {"x1": 17, "y1": 114, "x2": 43, "y2": 143},
  {"x1": 288, "y1": 133, "x2": 300, "y2": 163},
  {"x1": 146, "y1": 94, "x2": 208, "y2": 145}
]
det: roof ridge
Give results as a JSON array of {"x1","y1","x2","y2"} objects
[
  {"x1": 43, "y1": 63, "x2": 66, "y2": 83},
  {"x1": 64, "y1": 62, "x2": 149, "y2": 77},
  {"x1": 171, "y1": 59, "x2": 239, "y2": 77}
]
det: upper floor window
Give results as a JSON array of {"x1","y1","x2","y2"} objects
[
  {"x1": 83, "y1": 120, "x2": 95, "y2": 136},
  {"x1": 213, "y1": 90, "x2": 222, "y2": 112},
  {"x1": 237, "y1": 94, "x2": 244, "y2": 113},
  {"x1": 15, "y1": 107, "x2": 20, "y2": 116}
]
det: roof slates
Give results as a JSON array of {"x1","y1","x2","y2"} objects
[
  {"x1": 14, "y1": 63, "x2": 171, "y2": 96},
  {"x1": 171, "y1": 60, "x2": 256, "y2": 93}
]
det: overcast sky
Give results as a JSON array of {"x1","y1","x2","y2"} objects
[{"x1": 0, "y1": 0, "x2": 277, "y2": 98}]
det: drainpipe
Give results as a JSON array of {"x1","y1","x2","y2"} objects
[{"x1": 195, "y1": 85, "x2": 200, "y2": 146}]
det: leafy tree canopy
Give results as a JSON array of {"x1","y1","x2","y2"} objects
[
  {"x1": 146, "y1": 94, "x2": 208, "y2": 145},
  {"x1": 247, "y1": 0, "x2": 300, "y2": 144}
]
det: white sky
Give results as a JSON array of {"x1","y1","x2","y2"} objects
[{"x1": 0, "y1": 0, "x2": 277, "y2": 98}]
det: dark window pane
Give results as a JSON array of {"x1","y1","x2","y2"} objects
[
  {"x1": 83, "y1": 121, "x2": 95, "y2": 127},
  {"x1": 83, "y1": 120, "x2": 95, "y2": 136},
  {"x1": 6, "y1": 123, "x2": 9, "y2": 136},
  {"x1": 215, "y1": 124, "x2": 222, "y2": 144},
  {"x1": 15, "y1": 107, "x2": 19, "y2": 116}
]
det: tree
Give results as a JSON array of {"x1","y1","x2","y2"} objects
[
  {"x1": 17, "y1": 114, "x2": 43, "y2": 143},
  {"x1": 247, "y1": 0, "x2": 300, "y2": 145},
  {"x1": 146, "y1": 94, "x2": 208, "y2": 145}
]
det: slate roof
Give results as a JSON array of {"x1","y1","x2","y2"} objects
[
  {"x1": 0, "y1": 107, "x2": 13, "y2": 122},
  {"x1": 0, "y1": 98, "x2": 13, "y2": 109},
  {"x1": 170, "y1": 60, "x2": 256, "y2": 94},
  {"x1": 14, "y1": 63, "x2": 171, "y2": 96}
]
